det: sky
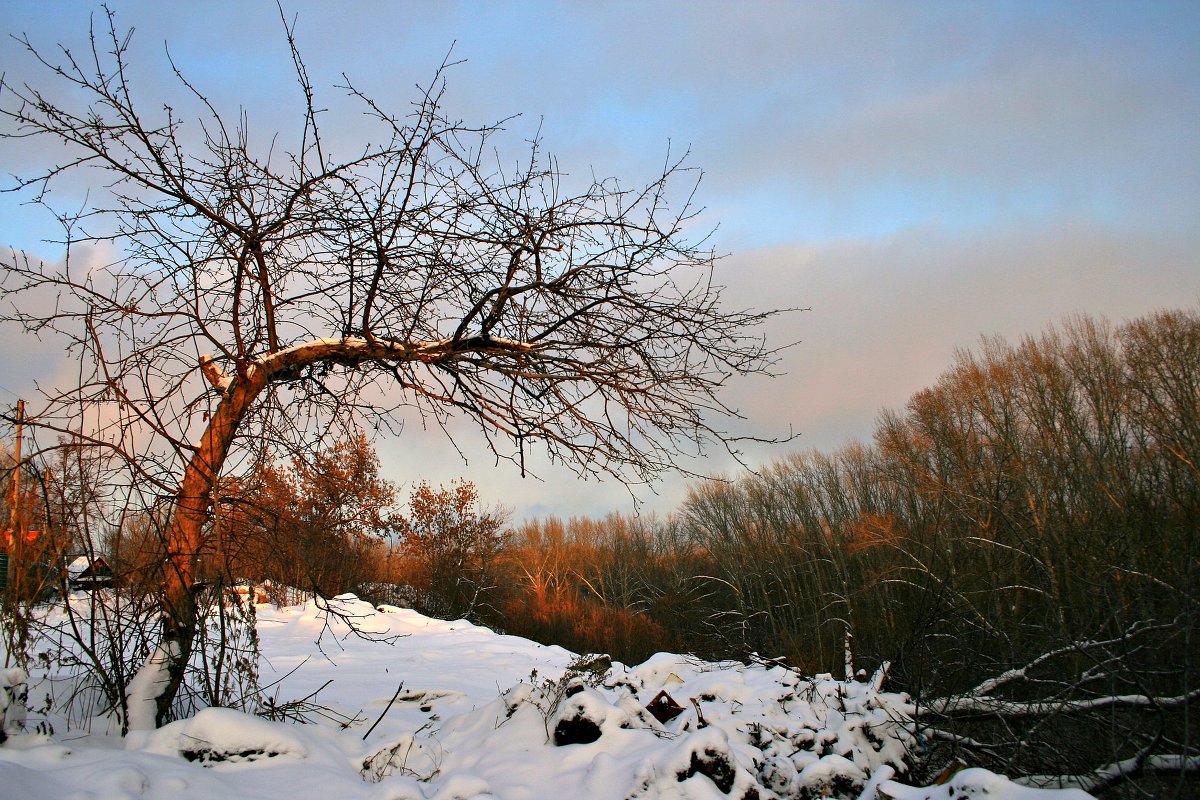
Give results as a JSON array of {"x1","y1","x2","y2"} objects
[{"x1": 1, "y1": 1, "x2": 1197, "y2": 521}]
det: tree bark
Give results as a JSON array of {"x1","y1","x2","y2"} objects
[{"x1": 155, "y1": 362, "x2": 267, "y2": 725}]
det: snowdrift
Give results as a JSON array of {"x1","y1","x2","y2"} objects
[{"x1": 0, "y1": 594, "x2": 1094, "y2": 799}]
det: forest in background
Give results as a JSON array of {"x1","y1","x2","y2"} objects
[{"x1": 4, "y1": 305, "x2": 1197, "y2": 795}]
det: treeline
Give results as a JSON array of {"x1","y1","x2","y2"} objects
[
  {"x1": 474, "y1": 307, "x2": 1198, "y2": 793},
  {"x1": 492, "y1": 310, "x2": 1196, "y2": 681},
  {"x1": 679, "y1": 308, "x2": 1196, "y2": 683}
]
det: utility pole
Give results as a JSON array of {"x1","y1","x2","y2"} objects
[{"x1": 6, "y1": 399, "x2": 24, "y2": 592}]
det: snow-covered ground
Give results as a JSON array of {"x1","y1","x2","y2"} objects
[{"x1": 0, "y1": 594, "x2": 1094, "y2": 799}]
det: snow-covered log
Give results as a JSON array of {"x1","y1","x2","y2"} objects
[
  {"x1": 923, "y1": 687, "x2": 1200, "y2": 721},
  {"x1": 1019, "y1": 752, "x2": 1200, "y2": 794}
]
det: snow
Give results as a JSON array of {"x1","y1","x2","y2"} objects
[
  {"x1": 0, "y1": 593, "x2": 1096, "y2": 799},
  {"x1": 1, "y1": 667, "x2": 28, "y2": 735},
  {"x1": 125, "y1": 644, "x2": 176, "y2": 732},
  {"x1": 865, "y1": 768, "x2": 1094, "y2": 800},
  {"x1": 66, "y1": 556, "x2": 91, "y2": 580}
]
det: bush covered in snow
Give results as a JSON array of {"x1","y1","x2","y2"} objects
[{"x1": 0, "y1": 666, "x2": 28, "y2": 742}]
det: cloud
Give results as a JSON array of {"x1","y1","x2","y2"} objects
[
  {"x1": 2, "y1": 1, "x2": 1198, "y2": 522},
  {"x1": 381, "y1": 212, "x2": 1200, "y2": 522},
  {"x1": 719, "y1": 218, "x2": 1200, "y2": 461}
]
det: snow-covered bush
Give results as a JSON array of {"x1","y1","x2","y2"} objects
[{"x1": 0, "y1": 666, "x2": 29, "y2": 741}]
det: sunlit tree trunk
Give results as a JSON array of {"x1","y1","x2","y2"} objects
[{"x1": 153, "y1": 365, "x2": 267, "y2": 726}]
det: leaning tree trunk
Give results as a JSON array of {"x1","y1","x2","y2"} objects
[
  {"x1": 143, "y1": 336, "x2": 530, "y2": 726},
  {"x1": 151, "y1": 363, "x2": 268, "y2": 727}
]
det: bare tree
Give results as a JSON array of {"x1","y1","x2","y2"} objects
[{"x1": 0, "y1": 11, "x2": 783, "y2": 726}]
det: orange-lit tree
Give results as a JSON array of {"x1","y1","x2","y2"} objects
[
  {"x1": 398, "y1": 480, "x2": 507, "y2": 620},
  {"x1": 213, "y1": 434, "x2": 399, "y2": 599},
  {"x1": 0, "y1": 11, "x2": 784, "y2": 725}
]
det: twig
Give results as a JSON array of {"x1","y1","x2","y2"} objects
[{"x1": 363, "y1": 682, "x2": 405, "y2": 741}]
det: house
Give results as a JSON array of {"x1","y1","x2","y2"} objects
[{"x1": 66, "y1": 554, "x2": 114, "y2": 591}]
